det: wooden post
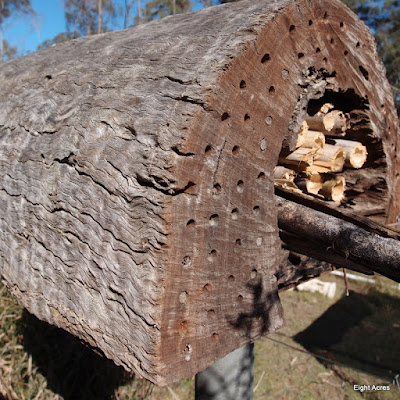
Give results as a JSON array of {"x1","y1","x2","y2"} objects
[{"x1": 195, "y1": 344, "x2": 254, "y2": 400}]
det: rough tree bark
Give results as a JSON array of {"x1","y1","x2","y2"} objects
[{"x1": 0, "y1": 0, "x2": 398, "y2": 386}]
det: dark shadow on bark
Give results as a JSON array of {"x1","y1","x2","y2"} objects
[
  {"x1": 17, "y1": 309, "x2": 137, "y2": 400},
  {"x1": 230, "y1": 277, "x2": 281, "y2": 339},
  {"x1": 294, "y1": 290, "x2": 400, "y2": 381}
]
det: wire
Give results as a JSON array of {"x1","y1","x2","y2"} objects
[{"x1": 266, "y1": 334, "x2": 398, "y2": 386}]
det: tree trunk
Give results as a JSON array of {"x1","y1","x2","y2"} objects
[
  {"x1": 0, "y1": 0, "x2": 398, "y2": 386},
  {"x1": 98, "y1": 0, "x2": 103, "y2": 33},
  {"x1": 0, "y1": 0, "x2": 4, "y2": 63}
]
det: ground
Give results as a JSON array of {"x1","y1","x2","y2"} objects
[{"x1": 0, "y1": 271, "x2": 399, "y2": 400}]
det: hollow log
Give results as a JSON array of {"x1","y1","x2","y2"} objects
[{"x1": 0, "y1": 0, "x2": 399, "y2": 386}]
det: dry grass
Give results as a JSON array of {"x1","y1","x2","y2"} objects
[{"x1": 0, "y1": 272, "x2": 399, "y2": 399}]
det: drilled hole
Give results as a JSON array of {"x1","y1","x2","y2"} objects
[
  {"x1": 359, "y1": 65, "x2": 369, "y2": 80},
  {"x1": 323, "y1": 57, "x2": 328, "y2": 62},
  {"x1": 182, "y1": 256, "x2": 191, "y2": 267},
  {"x1": 221, "y1": 112, "x2": 230, "y2": 121},
  {"x1": 204, "y1": 145, "x2": 212, "y2": 154},
  {"x1": 308, "y1": 19, "x2": 313, "y2": 25},
  {"x1": 257, "y1": 172, "x2": 266, "y2": 180},
  {"x1": 235, "y1": 239, "x2": 242, "y2": 246},
  {"x1": 265, "y1": 116, "x2": 272, "y2": 126},
  {"x1": 237, "y1": 295, "x2": 244, "y2": 302},
  {"x1": 340, "y1": 21, "x2": 344, "y2": 28},
  {"x1": 253, "y1": 206, "x2": 260, "y2": 216},
  {"x1": 289, "y1": 25, "x2": 295, "y2": 32},
  {"x1": 260, "y1": 138, "x2": 267, "y2": 151},
  {"x1": 207, "y1": 250, "x2": 217, "y2": 262},
  {"x1": 45, "y1": 74, "x2": 52, "y2": 80},
  {"x1": 231, "y1": 208, "x2": 239, "y2": 220},
  {"x1": 261, "y1": 53, "x2": 271, "y2": 63},
  {"x1": 237, "y1": 180, "x2": 244, "y2": 193},
  {"x1": 356, "y1": 41, "x2": 360, "y2": 47},
  {"x1": 202, "y1": 283, "x2": 212, "y2": 293},
  {"x1": 186, "y1": 219, "x2": 195, "y2": 227},
  {"x1": 298, "y1": 52, "x2": 304, "y2": 59},
  {"x1": 179, "y1": 291, "x2": 188, "y2": 304},
  {"x1": 330, "y1": 38, "x2": 334, "y2": 44},
  {"x1": 240, "y1": 80, "x2": 246, "y2": 89},
  {"x1": 323, "y1": 11, "x2": 328, "y2": 19},
  {"x1": 244, "y1": 113, "x2": 250, "y2": 121},
  {"x1": 251, "y1": 269, "x2": 258, "y2": 279},
  {"x1": 207, "y1": 309, "x2": 216, "y2": 317},
  {"x1": 213, "y1": 183, "x2": 222, "y2": 195},
  {"x1": 209, "y1": 214, "x2": 219, "y2": 226},
  {"x1": 344, "y1": 50, "x2": 348, "y2": 56},
  {"x1": 282, "y1": 69, "x2": 289, "y2": 79},
  {"x1": 211, "y1": 333, "x2": 219, "y2": 340},
  {"x1": 316, "y1": 47, "x2": 321, "y2": 53},
  {"x1": 228, "y1": 275, "x2": 235, "y2": 282},
  {"x1": 232, "y1": 145, "x2": 240, "y2": 155}
]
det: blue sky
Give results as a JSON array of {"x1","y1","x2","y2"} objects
[{"x1": 4, "y1": 0, "x2": 205, "y2": 57}]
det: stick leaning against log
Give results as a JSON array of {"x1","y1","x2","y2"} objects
[{"x1": 275, "y1": 190, "x2": 400, "y2": 283}]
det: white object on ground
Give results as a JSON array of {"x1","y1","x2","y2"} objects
[{"x1": 296, "y1": 278, "x2": 336, "y2": 299}]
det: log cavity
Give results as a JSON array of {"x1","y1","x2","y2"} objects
[{"x1": 276, "y1": 89, "x2": 388, "y2": 223}]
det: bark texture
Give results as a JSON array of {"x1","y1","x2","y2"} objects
[
  {"x1": 276, "y1": 196, "x2": 400, "y2": 282},
  {"x1": 0, "y1": 0, "x2": 398, "y2": 385}
]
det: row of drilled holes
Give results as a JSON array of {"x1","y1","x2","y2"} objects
[
  {"x1": 185, "y1": 14, "x2": 369, "y2": 350},
  {"x1": 181, "y1": 15, "x2": 358, "y2": 354}
]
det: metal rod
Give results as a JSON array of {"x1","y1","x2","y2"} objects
[{"x1": 195, "y1": 343, "x2": 254, "y2": 400}]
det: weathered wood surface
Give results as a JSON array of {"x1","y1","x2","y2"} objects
[{"x1": 0, "y1": 0, "x2": 399, "y2": 386}]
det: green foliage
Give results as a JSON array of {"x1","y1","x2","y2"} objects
[
  {"x1": 38, "y1": 31, "x2": 80, "y2": 50},
  {"x1": 2, "y1": 38, "x2": 16, "y2": 60},
  {"x1": 0, "y1": 0, "x2": 34, "y2": 62},
  {"x1": 341, "y1": 0, "x2": 400, "y2": 115},
  {"x1": 133, "y1": 0, "x2": 192, "y2": 25},
  {"x1": 0, "y1": 0, "x2": 33, "y2": 24},
  {"x1": 64, "y1": 0, "x2": 117, "y2": 36}
]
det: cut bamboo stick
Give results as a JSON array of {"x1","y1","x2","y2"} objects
[
  {"x1": 312, "y1": 144, "x2": 346, "y2": 172},
  {"x1": 274, "y1": 179, "x2": 302, "y2": 193},
  {"x1": 274, "y1": 166, "x2": 296, "y2": 181},
  {"x1": 330, "y1": 139, "x2": 367, "y2": 168},
  {"x1": 295, "y1": 173, "x2": 323, "y2": 196},
  {"x1": 319, "y1": 175, "x2": 346, "y2": 202},
  {"x1": 306, "y1": 110, "x2": 347, "y2": 136},
  {"x1": 318, "y1": 103, "x2": 334, "y2": 115},
  {"x1": 303, "y1": 165, "x2": 332, "y2": 173},
  {"x1": 279, "y1": 147, "x2": 318, "y2": 168},
  {"x1": 296, "y1": 129, "x2": 325, "y2": 153}
]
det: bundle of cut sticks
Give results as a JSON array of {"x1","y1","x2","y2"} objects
[{"x1": 276, "y1": 103, "x2": 367, "y2": 202}]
